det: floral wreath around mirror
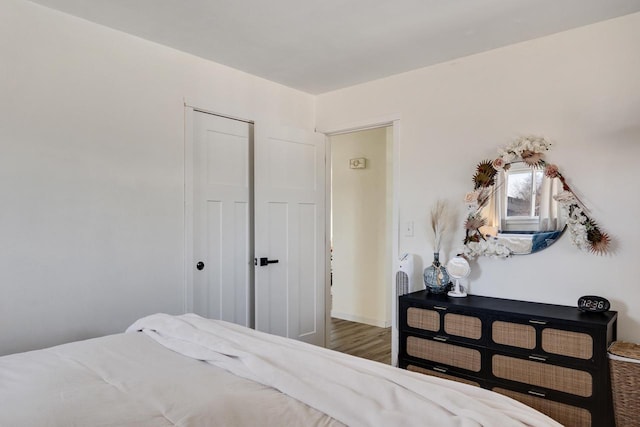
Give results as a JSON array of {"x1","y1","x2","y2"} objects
[{"x1": 463, "y1": 136, "x2": 611, "y2": 259}]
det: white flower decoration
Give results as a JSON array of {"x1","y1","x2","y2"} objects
[
  {"x1": 464, "y1": 191, "x2": 479, "y2": 205},
  {"x1": 497, "y1": 135, "x2": 552, "y2": 164},
  {"x1": 553, "y1": 190, "x2": 578, "y2": 205},
  {"x1": 463, "y1": 238, "x2": 511, "y2": 259}
]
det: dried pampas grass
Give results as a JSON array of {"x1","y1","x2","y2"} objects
[{"x1": 430, "y1": 199, "x2": 452, "y2": 253}]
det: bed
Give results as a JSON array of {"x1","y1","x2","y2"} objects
[{"x1": 0, "y1": 313, "x2": 561, "y2": 426}]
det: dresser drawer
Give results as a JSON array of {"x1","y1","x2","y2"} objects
[
  {"x1": 407, "y1": 307, "x2": 440, "y2": 332},
  {"x1": 490, "y1": 317, "x2": 596, "y2": 363},
  {"x1": 492, "y1": 354, "x2": 593, "y2": 397},
  {"x1": 541, "y1": 328, "x2": 593, "y2": 360},
  {"x1": 493, "y1": 387, "x2": 591, "y2": 427},
  {"x1": 406, "y1": 306, "x2": 483, "y2": 342},
  {"x1": 407, "y1": 363, "x2": 481, "y2": 387},
  {"x1": 492, "y1": 320, "x2": 536, "y2": 349},
  {"x1": 444, "y1": 313, "x2": 482, "y2": 340},
  {"x1": 406, "y1": 335, "x2": 482, "y2": 373}
]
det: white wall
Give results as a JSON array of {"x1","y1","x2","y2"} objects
[
  {"x1": 330, "y1": 128, "x2": 390, "y2": 327},
  {"x1": 0, "y1": 0, "x2": 315, "y2": 356},
  {"x1": 317, "y1": 13, "x2": 640, "y2": 343},
  {"x1": 3, "y1": 0, "x2": 638, "y2": 356}
]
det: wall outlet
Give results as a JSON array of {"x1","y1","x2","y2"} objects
[{"x1": 404, "y1": 221, "x2": 414, "y2": 237}]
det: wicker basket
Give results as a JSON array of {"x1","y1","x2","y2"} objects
[{"x1": 608, "y1": 341, "x2": 640, "y2": 427}]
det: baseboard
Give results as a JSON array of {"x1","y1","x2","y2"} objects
[{"x1": 331, "y1": 311, "x2": 391, "y2": 328}]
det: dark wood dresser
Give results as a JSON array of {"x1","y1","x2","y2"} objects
[{"x1": 398, "y1": 291, "x2": 617, "y2": 427}]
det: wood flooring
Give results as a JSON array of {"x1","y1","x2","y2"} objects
[{"x1": 329, "y1": 318, "x2": 391, "y2": 365}]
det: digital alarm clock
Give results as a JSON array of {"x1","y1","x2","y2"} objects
[{"x1": 577, "y1": 295, "x2": 610, "y2": 313}]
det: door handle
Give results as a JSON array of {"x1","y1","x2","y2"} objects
[
  {"x1": 257, "y1": 257, "x2": 279, "y2": 266},
  {"x1": 196, "y1": 261, "x2": 205, "y2": 271}
]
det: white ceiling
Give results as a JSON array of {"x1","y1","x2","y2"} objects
[{"x1": 28, "y1": 0, "x2": 640, "y2": 94}]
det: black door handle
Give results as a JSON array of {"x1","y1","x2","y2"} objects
[
  {"x1": 196, "y1": 261, "x2": 205, "y2": 271},
  {"x1": 257, "y1": 257, "x2": 279, "y2": 266}
]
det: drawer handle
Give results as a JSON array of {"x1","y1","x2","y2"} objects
[
  {"x1": 527, "y1": 390, "x2": 546, "y2": 398},
  {"x1": 433, "y1": 336, "x2": 449, "y2": 342},
  {"x1": 528, "y1": 319, "x2": 548, "y2": 325},
  {"x1": 528, "y1": 355, "x2": 547, "y2": 362},
  {"x1": 433, "y1": 366, "x2": 448, "y2": 373},
  {"x1": 433, "y1": 306, "x2": 448, "y2": 311}
]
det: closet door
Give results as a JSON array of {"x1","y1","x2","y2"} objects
[
  {"x1": 188, "y1": 110, "x2": 326, "y2": 345},
  {"x1": 254, "y1": 125, "x2": 326, "y2": 346},
  {"x1": 192, "y1": 111, "x2": 253, "y2": 326}
]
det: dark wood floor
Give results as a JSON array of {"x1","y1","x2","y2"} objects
[{"x1": 329, "y1": 318, "x2": 391, "y2": 365}]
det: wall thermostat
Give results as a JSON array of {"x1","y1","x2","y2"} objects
[{"x1": 349, "y1": 158, "x2": 366, "y2": 169}]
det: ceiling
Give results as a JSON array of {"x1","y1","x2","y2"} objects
[{"x1": 28, "y1": 0, "x2": 640, "y2": 94}]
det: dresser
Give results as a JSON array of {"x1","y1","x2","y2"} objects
[{"x1": 398, "y1": 291, "x2": 617, "y2": 427}]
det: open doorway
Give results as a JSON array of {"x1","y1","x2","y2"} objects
[{"x1": 327, "y1": 126, "x2": 393, "y2": 364}]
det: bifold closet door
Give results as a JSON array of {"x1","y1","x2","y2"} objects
[
  {"x1": 192, "y1": 111, "x2": 252, "y2": 327},
  {"x1": 191, "y1": 111, "x2": 326, "y2": 346},
  {"x1": 254, "y1": 125, "x2": 325, "y2": 346}
]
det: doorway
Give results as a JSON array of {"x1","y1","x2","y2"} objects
[{"x1": 327, "y1": 126, "x2": 393, "y2": 364}]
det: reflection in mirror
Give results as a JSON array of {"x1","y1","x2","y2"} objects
[
  {"x1": 506, "y1": 163, "x2": 543, "y2": 219},
  {"x1": 478, "y1": 162, "x2": 565, "y2": 255}
]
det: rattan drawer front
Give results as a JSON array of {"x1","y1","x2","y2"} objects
[
  {"x1": 407, "y1": 336, "x2": 481, "y2": 372},
  {"x1": 541, "y1": 328, "x2": 593, "y2": 360},
  {"x1": 407, "y1": 364, "x2": 481, "y2": 387},
  {"x1": 407, "y1": 307, "x2": 440, "y2": 332},
  {"x1": 492, "y1": 355, "x2": 592, "y2": 397},
  {"x1": 492, "y1": 321, "x2": 536, "y2": 349},
  {"x1": 493, "y1": 387, "x2": 591, "y2": 427},
  {"x1": 444, "y1": 313, "x2": 482, "y2": 340}
]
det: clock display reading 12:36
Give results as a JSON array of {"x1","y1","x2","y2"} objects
[{"x1": 577, "y1": 295, "x2": 610, "y2": 313}]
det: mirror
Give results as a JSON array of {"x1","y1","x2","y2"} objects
[{"x1": 463, "y1": 136, "x2": 611, "y2": 258}]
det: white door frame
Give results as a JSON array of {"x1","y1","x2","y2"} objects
[{"x1": 319, "y1": 115, "x2": 400, "y2": 365}]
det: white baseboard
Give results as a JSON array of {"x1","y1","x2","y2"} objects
[{"x1": 331, "y1": 311, "x2": 391, "y2": 328}]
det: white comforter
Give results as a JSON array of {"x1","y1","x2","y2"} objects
[
  {"x1": 0, "y1": 325, "x2": 340, "y2": 426},
  {"x1": 0, "y1": 313, "x2": 561, "y2": 427}
]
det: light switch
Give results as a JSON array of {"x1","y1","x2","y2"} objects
[{"x1": 404, "y1": 221, "x2": 414, "y2": 237}]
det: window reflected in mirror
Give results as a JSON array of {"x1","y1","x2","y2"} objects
[
  {"x1": 506, "y1": 164, "x2": 543, "y2": 218},
  {"x1": 474, "y1": 161, "x2": 565, "y2": 255}
]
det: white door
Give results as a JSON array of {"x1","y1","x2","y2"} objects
[
  {"x1": 192, "y1": 111, "x2": 253, "y2": 326},
  {"x1": 254, "y1": 125, "x2": 326, "y2": 346}
]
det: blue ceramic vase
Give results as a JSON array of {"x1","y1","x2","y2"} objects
[{"x1": 423, "y1": 253, "x2": 450, "y2": 294}]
